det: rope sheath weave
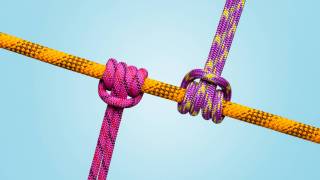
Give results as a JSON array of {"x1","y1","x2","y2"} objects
[
  {"x1": 89, "y1": 59, "x2": 148, "y2": 179},
  {"x1": 178, "y1": 0, "x2": 244, "y2": 123},
  {"x1": 1, "y1": 32, "x2": 319, "y2": 144}
]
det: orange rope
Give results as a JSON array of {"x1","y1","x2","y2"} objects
[{"x1": 1, "y1": 32, "x2": 319, "y2": 144}]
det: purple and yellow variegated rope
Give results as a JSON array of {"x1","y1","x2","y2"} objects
[{"x1": 178, "y1": 0, "x2": 244, "y2": 123}]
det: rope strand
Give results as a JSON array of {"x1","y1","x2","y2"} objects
[
  {"x1": 178, "y1": 0, "x2": 245, "y2": 123},
  {"x1": 1, "y1": 32, "x2": 319, "y2": 144},
  {"x1": 89, "y1": 59, "x2": 148, "y2": 179}
]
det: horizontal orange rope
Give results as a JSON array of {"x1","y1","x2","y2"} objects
[{"x1": 1, "y1": 32, "x2": 319, "y2": 144}]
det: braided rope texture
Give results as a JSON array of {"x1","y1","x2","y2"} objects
[
  {"x1": 0, "y1": 32, "x2": 183, "y2": 102},
  {"x1": 89, "y1": 59, "x2": 148, "y2": 179},
  {"x1": 178, "y1": 0, "x2": 245, "y2": 123},
  {"x1": 1, "y1": 32, "x2": 319, "y2": 144},
  {"x1": 223, "y1": 102, "x2": 320, "y2": 143}
]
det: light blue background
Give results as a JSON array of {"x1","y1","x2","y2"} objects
[{"x1": 1, "y1": 0, "x2": 320, "y2": 179}]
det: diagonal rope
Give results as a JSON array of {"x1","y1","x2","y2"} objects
[{"x1": 1, "y1": 32, "x2": 319, "y2": 144}]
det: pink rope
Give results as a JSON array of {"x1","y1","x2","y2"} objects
[{"x1": 88, "y1": 58, "x2": 148, "y2": 180}]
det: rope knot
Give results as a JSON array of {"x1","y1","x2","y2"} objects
[
  {"x1": 98, "y1": 58, "x2": 148, "y2": 108},
  {"x1": 178, "y1": 69, "x2": 231, "y2": 123}
]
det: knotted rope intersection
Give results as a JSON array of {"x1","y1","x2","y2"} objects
[
  {"x1": 1, "y1": 0, "x2": 320, "y2": 179},
  {"x1": 89, "y1": 59, "x2": 148, "y2": 179},
  {"x1": 178, "y1": 69, "x2": 231, "y2": 122},
  {"x1": 179, "y1": 0, "x2": 243, "y2": 123}
]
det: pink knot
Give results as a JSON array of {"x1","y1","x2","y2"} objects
[{"x1": 98, "y1": 58, "x2": 148, "y2": 108}]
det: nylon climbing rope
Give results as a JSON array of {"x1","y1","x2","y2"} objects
[
  {"x1": 89, "y1": 59, "x2": 148, "y2": 179},
  {"x1": 178, "y1": 0, "x2": 243, "y2": 123},
  {"x1": 1, "y1": 32, "x2": 319, "y2": 144},
  {"x1": 1, "y1": 0, "x2": 320, "y2": 178}
]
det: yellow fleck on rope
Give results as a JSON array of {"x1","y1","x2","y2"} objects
[{"x1": 1, "y1": 32, "x2": 319, "y2": 144}]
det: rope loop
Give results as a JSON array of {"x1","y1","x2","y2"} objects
[
  {"x1": 98, "y1": 58, "x2": 148, "y2": 108},
  {"x1": 178, "y1": 69, "x2": 231, "y2": 123},
  {"x1": 90, "y1": 58, "x2": 148, "y2": 180}
]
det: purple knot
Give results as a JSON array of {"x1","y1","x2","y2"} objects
[
  {"x1": 98, "y1": 58, "x2": 148, "y2": 108},
  {"x1": 178, "y1": 69, "x2": 231, "y2": 123}
]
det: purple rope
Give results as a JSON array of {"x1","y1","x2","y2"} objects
[
  {"x1": 88, "y1": 59, "x2": 148, "y2": 180},
  {"x1": 178, "y1": 0, "x2": 245, "y2": 123}
]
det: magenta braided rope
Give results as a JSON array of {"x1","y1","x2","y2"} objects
[
  {"x1": 178, "y1": 0, "x2": 245, "y2": 123},
  {"x1": 88, "y1": 58, "x2": 148, "y2": 180}
]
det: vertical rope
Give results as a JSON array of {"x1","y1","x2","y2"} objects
[
  {"x1": 178, "y1": 0, "x2": 245, "y2": 123},
  {"x1": 88, "y1": 59, "x2": 148, "y2": 179}
]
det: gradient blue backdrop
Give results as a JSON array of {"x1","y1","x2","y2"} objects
[{"x1": 1, "y1": 0, "x2": 320, "y2": 179}]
